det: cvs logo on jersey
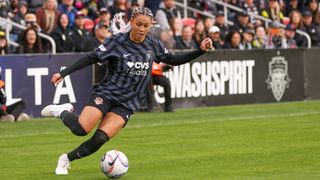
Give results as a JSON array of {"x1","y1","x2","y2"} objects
[{"x1": 127, "y1": 62, "x2": 150, "y2": 76}]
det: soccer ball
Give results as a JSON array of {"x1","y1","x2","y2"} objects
[{"x1": 100, "y1": 150, "x2": 129, "y2": 178}]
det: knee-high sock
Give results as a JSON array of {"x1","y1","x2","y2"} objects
[
  {"x1": 60, "y1": 111, "x2": 87, "y2": 136},
  {"x1": 67, "y1": 129, "x2": 109, "y2": 161}
]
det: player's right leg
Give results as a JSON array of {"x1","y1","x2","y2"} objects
[{"x1": 41, "y1": 95, "x2": 109, "y2": 136}]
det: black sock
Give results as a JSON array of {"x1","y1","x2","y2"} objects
[
  {"x1": 67, "y1": 129, "x2": 109, "y2": 161},
  {"x1": 60, "y1": 111, "x2": 87, "y2": 136}
]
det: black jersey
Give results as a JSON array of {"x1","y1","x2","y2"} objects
[
  {"x1": 93, "y1": 32, "x2": 169, "y2": 111},
  {"x1": 60, "y1": 32, "x2": 205, "y2": 112}
]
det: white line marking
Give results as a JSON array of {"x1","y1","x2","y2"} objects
[{"x1": 0, "y1": 111, "x2": 319, "y2": 139}]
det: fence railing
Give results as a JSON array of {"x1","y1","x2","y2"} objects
[
  {"x1": 0, "y1": 16, "x2": 56, "y2": 54},
  {"x1": 176, "y1": 0, "x2": 311, "y2": 48}
]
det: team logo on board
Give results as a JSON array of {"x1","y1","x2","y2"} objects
[{"x1": 266, "y1": 51, "x2": 291, "y2": 101}]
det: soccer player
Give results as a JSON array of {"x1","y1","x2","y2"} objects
[{"x1": 41, "y1": 7, "x2": 213, "y2": 175}]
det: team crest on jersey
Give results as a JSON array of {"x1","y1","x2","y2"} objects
[
  {"x1": 146, "y1": 50, "x2": 152, "y2": 60},
  {"x1": 266, "y1": 51, "x2": 291, "y2": 101},
  {"x1": 94, "y1": 97, "x2": 104, "y2": 105}
]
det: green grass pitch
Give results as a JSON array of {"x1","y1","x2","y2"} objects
[{"x1": 1, "y1": 101, "x2": 320, "y2": 179}]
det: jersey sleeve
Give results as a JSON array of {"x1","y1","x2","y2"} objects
[
  {"x1": 154, "y1": 38, "x2": 205, "y2": 65},
  {"x1": 93, "y1": 35, "x2": 115, "y2": 63},
  {"x1": 154, "y1": 39, "x2": 169, "y2": 63}
]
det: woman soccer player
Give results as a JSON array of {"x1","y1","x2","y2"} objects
[{"x1": 41, "y1": 7, "x2": 213, "y2": 175}]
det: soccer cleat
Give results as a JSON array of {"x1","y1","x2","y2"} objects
[
  {"x1": 0, "y1": 114, "x2": 15, "y2": 122},
  {"x1": 41, "y1": 103, "x2": 73, "y2": 118},
  {"x1": 17, "y1": 113, "x2": 30, "y2": 122},
  {"x1": 55, "y1": 154, "x2": 71, "y2": 175}
]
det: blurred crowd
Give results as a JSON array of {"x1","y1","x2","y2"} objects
[{"x1": 0, "y1": 0, "x2": 320, "y2": 55}]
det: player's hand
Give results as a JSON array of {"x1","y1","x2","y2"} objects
[
  {"x1": 51, "y1": 73, "x2": 63, "y2": 86},
  {"x1": 200, "y1": 38, "x2": 213, "y2": 51}
]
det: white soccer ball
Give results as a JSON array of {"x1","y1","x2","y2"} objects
[{"x1": 100, "y1": 150, "x2": 129, "y2": 178}]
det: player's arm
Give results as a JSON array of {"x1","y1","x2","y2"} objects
[
  {"x1": 158, "y1": 38, "x2": 213, "y2": 66},
  {"x1": 51, "y1": 52, "x2": 99, "y2": 86}
]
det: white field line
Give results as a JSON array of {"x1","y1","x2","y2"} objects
[
  {"x1": 0, "y1": 111, "x2": 319, "y2": 139},
  {"x1": 128, "y1": 111, "x2": 320, "y2": 128}
]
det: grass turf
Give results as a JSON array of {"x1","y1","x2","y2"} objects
[{"x1": 0, "y1": 100, "x2": 320, "y2": 179}]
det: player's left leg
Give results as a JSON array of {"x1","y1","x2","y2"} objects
[{"x1": 55, "y1": 111, "x2": 128, "y2": 175}]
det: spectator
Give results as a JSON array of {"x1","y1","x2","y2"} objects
[
  {"x1": 289, "y1": 10, "x2": 307, "y2": 47},
  {"x1": 223, "y1": 31, "x2": 242, "y2": 49},
  {"x1": 71, "y1": 11, "x2": 92, "y2": 52},
  {"x1": 0, "y1": 67, "x2": 30, "y2": 122},
  {"x1": 27, "y1": 0, "x2": 43, "y2": 13},
  {"x1": 0, "y1": 30, "x2": 14, "y2": 55},
  {"x1": 155, "y1": 0, "x2": 182, "y2": 31},
  {"x1": 204, "y1": 17, "x2": 215, "y2": 35},
  {"x1": 87, "y1": 20, "x2": 112, "y2": 83},
  {"x1": 224, "y1": 0, "x2": 238, "y2": 22},
  {"x1": 16, "y1": 26, "x2": 44, "y2": 54},
  {"x1": 284, "y1": 0, "x2": 300, "y2": 16},
  {"x1": 215, "y1": 11, "x2": 230, "y2": 42},
  {"x1": 208, "y1": 26, "x2": 223, "y2": 49},
  {"x1": 95, "y1": 8, "x2": 111, "y2": 27},
  {"x1": 24, "y1": 13, "x2": 42, "y2": 31},
  {"x1": 190, "y1": 0, "x2": 209, "y2": 19},
  {"x1": 240, "y1": 28, "x2": 254, "y2": 49},
  {"x1": 86, "y1": 20, "x2": 111, "y2": 51},
  {"x1": 252, "y1": 25, "x2": 274, "y2": 49},
  {"x1": 240, "y1": 0, "x2": 260, "y2": 25},
  {"x1": 302, "y1": 10, "x2": 320, "y2": 47},
  {"x1": 201, "y1": 0, "x2": 218, "y2": 16},
  {"x1": 257, "y1": 0, "x2": 267, "y2": 10},
  {"x1": 232, "y1": 11, "x2": 253, "y2": 33},
  {"x1": 175, "y1": 25, "x2": 198, "y2": 50},
  {"x1": 272, "y1": 24, "x2": 297, "y2": 48},
  {"x1": 35, "y1": 0, "x2": 59, "y2": 34},
  {"x1": 10, "y1": 0, "x2": 19, "y2": 14},
  {"x1": 11, "y1": 0, "x2": 28, "y2": 41},
  {"x1": 82, "y1": 0, "x2": 103, "y2": 20},
  {"x1": 50, "y1": 13, "x2": 76, "y2": 53},
  {"x1": 193, "y1": 19, "x2": 206, "y2": 47},
  {"x1": 290, "y1": 10, "x2": 305, "y2": 29},
  {"x1": 306, "y1": 0, "x2": 320, "y2": 24},
  {"x1": 58, "y1": 0, "x2": 77, "y2": 27},
  {"x1": 128, "y1": 0, "x2": 141, "y2": 19},
  {"x1": 0, "y1": 0, "x2": 10, "y2": 18},
  {"x1": 144, "y1": 0, "x2": 162, "y2": 15},
  {"x1": 147, "y1": 62, "x2": 174, "y2": 112},
  {"x1": 261, "y1": 0, "x2": 284, "y2": 22},
  {"x1": 158, "y1": 28, "x2": 176, "y2": 50},
  {"x1": 284, "y1": 24, "x2": 298, "y2": 48},
  {"x1": 108, "y1": 0, "x2": 131, "y2": 22},
  {"x1": 24, "y1": 13, "x2": 54, "y2": 52},
  {"x1": 170, "y1": 17, "x2": 183, "y2": 41}
]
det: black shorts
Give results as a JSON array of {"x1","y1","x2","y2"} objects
[{"x1": 87, "y1": 94, "x2": 134, "y2": 126}]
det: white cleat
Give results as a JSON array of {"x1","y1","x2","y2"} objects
[
  {"x1": 55, "y1": 154, "x2": 71, "y2": 175},
  {"x1": 41, "y1": 103, "x2": 73, "y2": 118},
  {"x1": 0, "y1": 114, "x2": 15, "y2": 122}
]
